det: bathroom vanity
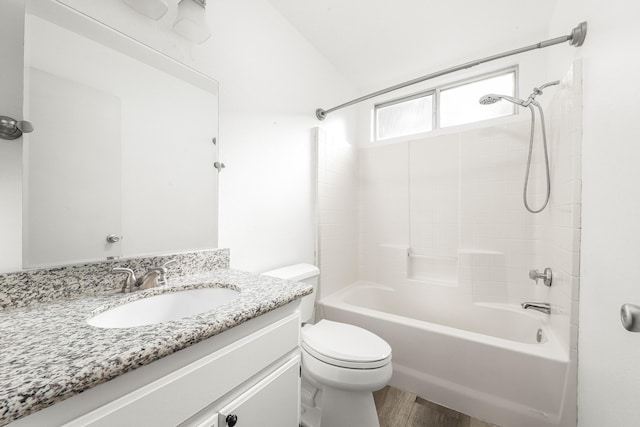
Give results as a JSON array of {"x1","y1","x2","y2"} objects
[
  {"x1": 0, "y1": 249, "x2": 311, "y2": 426},
  {"x1": 0, "y1": 3, "x2": 310, "y2": 425},
  {"x1": 12, "y1": 311, "x2": 301, "y2": 427}
]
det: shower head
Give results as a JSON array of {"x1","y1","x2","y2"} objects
[
  {"x1": 479, "y1": 94, "x2": 526, "y2": 106},
  {"x1": 478, "y1": 94, "x2": 501, "y2": 105}
]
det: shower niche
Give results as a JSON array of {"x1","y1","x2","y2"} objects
[{"x1": 407, "y1": 253, "x2": 458, "y2": 285}]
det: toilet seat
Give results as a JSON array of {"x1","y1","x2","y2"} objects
[{"x1": 302, "y1": 320, "x2": 392, "y2": 369}]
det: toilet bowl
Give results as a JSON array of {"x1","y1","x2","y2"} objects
[{"x1": 263, "y1": 264, "x2": 392, "y2": 427}]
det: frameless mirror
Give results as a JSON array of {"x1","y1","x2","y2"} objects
[{"x1": 22, "y1": 1, "x2": 219, "y2": 268}]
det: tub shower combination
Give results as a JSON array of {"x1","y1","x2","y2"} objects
[
  {"x1": 316, "y1": 83, "x2": 576, "y2": 426},
  {"x1": 317, "y1": 82, "x2": 576, "y2": 426},
  {"x1": 313, "y1": 22, "x2": 585, "y2": 427}
]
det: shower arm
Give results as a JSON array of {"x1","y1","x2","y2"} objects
[
  {"x1": 315, "y1": 22, "x2": 587, "y2": 120},
  {"x1": 518, "y1": 80, "x2": 560, "y2": 107}
]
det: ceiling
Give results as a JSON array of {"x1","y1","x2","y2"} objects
[{"x1": 267, "y1": 0, "x2": 559, "y2": 91}]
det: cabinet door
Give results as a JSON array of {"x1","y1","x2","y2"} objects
[
  {"x1": 61, "y1": 314, "x2": 299, "y2": 427},
  {"x1": 218, "y1": 356, "x2": 300, "y2": 427}
]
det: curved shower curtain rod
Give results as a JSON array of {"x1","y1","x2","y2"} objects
[{"x1": 315, "y1": 21, "x2": 587, "y2": 121}]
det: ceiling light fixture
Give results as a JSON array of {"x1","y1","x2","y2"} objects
[
  {"x1": 173, "y1": 0, "x2": 211, "y2": 44},
  {"x1": 122, "y1": 0, "x2": 169, "y2": 20}
]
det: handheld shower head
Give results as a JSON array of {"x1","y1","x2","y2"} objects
[
  {"x1": 478, "y1": 94, "x2": 501, "y2": 105},
  {"x1": 478, "y1": 94, "x2": 526, "y2": 106},
  {"x1": 478, "y1": 81, "x2": 557, "y2": 214}
]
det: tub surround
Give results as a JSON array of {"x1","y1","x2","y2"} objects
[{"x1": 0, "y1": 249, "x2": 312, "y2": 426}]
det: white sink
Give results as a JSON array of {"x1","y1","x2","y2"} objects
[{"x1": 88, "y1": 287, "x2": 240, "y2": 328}]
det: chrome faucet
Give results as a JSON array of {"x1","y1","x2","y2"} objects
[
  {"x1": 135, "y1": 269, "x2": 163, "y2": 290},
  {"x1": 111, "y1": 260, "x2": 176, "y2": 293},
  {"x1": 521, "y1": 302, "x2": 551, "y2": 315}
]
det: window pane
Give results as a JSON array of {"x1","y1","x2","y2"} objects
[
  {"x1": 376, "y1": 95, "x2": 433, "y2": 140},
  {"x1": 440, "y1": 72, "x2": 515, "y2": 128}
]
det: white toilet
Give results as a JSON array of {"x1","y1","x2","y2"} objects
[{"x1": 263, "y1": 264, "x2": 392, "y2": 427}]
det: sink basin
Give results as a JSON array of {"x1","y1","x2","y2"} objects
[{"x1": 88, "y1": 287, "x2": 240, "y2": 328}]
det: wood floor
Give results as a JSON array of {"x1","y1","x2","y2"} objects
[{"x1": 373, "y1": 386, "x2": 500, "y2": 427}]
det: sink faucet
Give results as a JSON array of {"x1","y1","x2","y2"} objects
[
  {"x1": 111, "y1": 260, "x2": 176, "y2": 293},
  {"x1": 135, "y1": 269, "x2": 163, "y2": 290},
  {"x1": 521, "y1": 302, "x2": 551, "y2": 315}
]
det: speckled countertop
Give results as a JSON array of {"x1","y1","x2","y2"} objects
[{"x1": 0, "y1": 251, "x2": 311, "y2": 426}]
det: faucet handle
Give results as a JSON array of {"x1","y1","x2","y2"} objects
[
  {"x1": 149, "y1": 259, "x2": 177, "y2": 286},
  {"x1": 112, "y1": 267, "x2": 136, "y2": 293},
  {"x1": 528, "y1": 269, "x2": 540, "y2": 281},
  {"x1": 528, "y1": 267, "x2": 553, "y2": 287},
  {"x1": 159, "y1": 259, "x2": 177, "y2": 269},
  {"x1": 151, "y1": 259, "x2": 177, "y2": 272}
]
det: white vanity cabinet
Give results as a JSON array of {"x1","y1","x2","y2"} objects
[
  {"x1": 217, "y1": 358, "x2": 299, "y2": 427},
  {"x1": 12, "y1": 308, "x2": 301, "y2": 427},
  {"x1": 188, "y1": 357, "x2": 300, "y2": 427}
]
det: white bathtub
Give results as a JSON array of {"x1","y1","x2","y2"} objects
[{"x1": 318, "y1": 282, "x2": 571, "y2": 427}]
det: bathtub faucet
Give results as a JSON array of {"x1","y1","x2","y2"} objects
[{"x1": 521, "y1": 302, "x2": 551, "y2": 315}]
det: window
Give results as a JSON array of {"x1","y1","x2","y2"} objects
[
  {"x1": 376, "y1": 92, "x2": 434, "y2": 140},
  {"x1": 373, "y1": 68, "x2": 517, "y2": 141},
  {"x1": 440, "y1": 72, "x2": 515, "y2": 128}
]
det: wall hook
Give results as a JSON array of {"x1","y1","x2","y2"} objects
[
  {"x1": 214, "y1": 161, "x2": 226, "y2": 172},
  {"x1": 0, "y1": 116, "x2": 34, "y2": 140}
]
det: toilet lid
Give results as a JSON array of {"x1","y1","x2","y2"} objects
[{"x1": 302, "y1": 320, "x2": 392, "y2": 369}]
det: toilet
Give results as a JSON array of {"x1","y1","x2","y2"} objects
[{"x1": 263, "y1": 264, "x2": 392, "y2": 427}]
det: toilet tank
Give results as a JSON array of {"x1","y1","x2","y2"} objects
[{"x1": 262, "y1": 263, "x2": 319, "y2": 323}]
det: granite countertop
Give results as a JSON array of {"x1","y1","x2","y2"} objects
[{"x1": 0, "y1": 267, "x2": 311, "y2": 426}]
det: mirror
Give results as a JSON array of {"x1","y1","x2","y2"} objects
[{"x1": 22, "y1": 1, "x2": 219, "y2": 268}]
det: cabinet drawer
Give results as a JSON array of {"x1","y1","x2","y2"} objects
[
  {"x1": 64, "y1": 313, "x2": 300, "y2": 426},
  {"x1": 218, "y1": 356, "x2": 300, "y2": 427},
  {"x1": 192, "y1": 356, "x2": 300, "y2": 427}
]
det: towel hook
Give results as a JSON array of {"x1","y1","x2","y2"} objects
[{"x1": 0, "y1": 116, "x2": 34, "y2": 140}]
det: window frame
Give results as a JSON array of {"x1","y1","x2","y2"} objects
[
  {"x1": 374, "y1": 89, "x2": 436, "y2": 141},
  {"x1": 373, "y1": 66, "x2": 519, "y2": 142}
]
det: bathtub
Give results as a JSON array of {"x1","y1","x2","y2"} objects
[{"x1": 317, "y1": 282, "x2": 571, "y2": 427}]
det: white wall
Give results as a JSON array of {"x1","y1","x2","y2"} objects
[
  {"x1": 538, "y1": 61, "x2": 584, "y2": 353},
  {"x1": 357, "y1": 118, "x2": 535, "y2": 296},
  {"x1": 534, "y1": 61, "x2": 583, "y2": 427},
  {"x1": 0, "y1": 0, "x2": 25, "y2": 274},
  {"x1": 316, "y1": 128, "x2": 358, "y2": 298},
  {"x1": 548, "y1": 1, "x2": 640, "y2": 426},
  {"x1": 356, "y1": 109, "x2": 579, "y2": 305},
  {"x1": 204, "y1": 0, "x2": 356, "y2": 272},
  {"x1": 57, "y1": 0, "x2": 358, "y2": 273},
  {"x1": 0, "y1": 0, "x2": 356, "y2": 274}
]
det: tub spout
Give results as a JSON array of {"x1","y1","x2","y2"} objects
[{"x1": 521, "y1": 302, "x2": 551, "y2": 315}]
